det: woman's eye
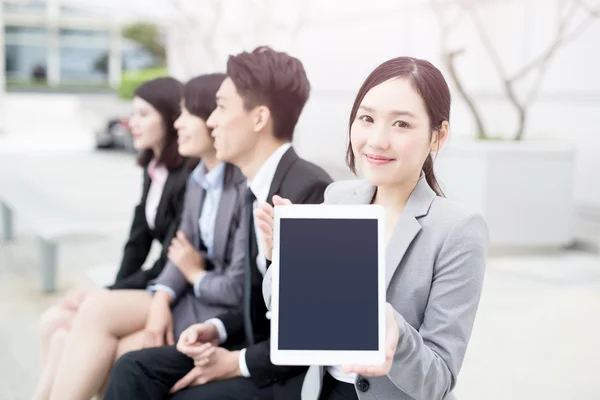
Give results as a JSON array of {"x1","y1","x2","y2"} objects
[
  {"x1": 358, "y1": 114, "x2": 373, "y2": 123},
  {"x1": 393, "y1": 120, "x2": 410, "y2": 128}
]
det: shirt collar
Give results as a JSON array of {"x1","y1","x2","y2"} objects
[
  {"x1": 249, "y1": 143, "x2": 292, "y2": 203},
  {"x1": 192, "y1": 161, "x2": 226, "y2": 190},
  {"x1": 148, "y1": 158, "x2": 168, "y2": 180}
]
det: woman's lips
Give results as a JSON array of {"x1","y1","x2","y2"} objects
[
  {"x1": 178, "y1": 135, "x2": 189, "y2": 144},
  {"x1": 365, "y1": 153, "x2": 394, "y2": 165}
]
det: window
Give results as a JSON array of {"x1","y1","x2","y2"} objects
[
  {"x1": 5, "y1": 44, "x2": 47, "y2": 80},
  {"x1": 4, "y1": 26, "x2": 48, "y2": 80},
  {"x1": 59, "y1": 28, "x2": 109, "y2": 48},
  {"x1": 59, "y1": 29, "x2": 110, "y2": 83},
  {"x1": 4, "y1": 26, "x2": 48, "y2": 46}
]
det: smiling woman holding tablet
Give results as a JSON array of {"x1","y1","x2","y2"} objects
[{"x1": 256, "y1": 57, "x2": 488, "y2": 400}]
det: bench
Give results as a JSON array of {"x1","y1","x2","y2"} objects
[{"x1": 0, "y1": 179, "x2": 121, "y2": 293}]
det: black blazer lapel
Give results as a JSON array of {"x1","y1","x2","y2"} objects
[
  {"x1": 266, "y1": 147, "x2": 299, "y2": 205},
  {"x1": 153, "y1": 170, "x2": 177, "y2": 233},
  {"x1": 141, "y1": 169, "x2": 152, "y2": 204}
]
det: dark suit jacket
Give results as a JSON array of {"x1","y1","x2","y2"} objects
[
  {"x1": 150, "y1": 163, "x2": 248, "y2": 337},
  {"x1": 217, "y1": 148, "x2": 332, "y2": 399},
  {"x1": 110, "y1": 159, "x2": 193, "y2": 290}
]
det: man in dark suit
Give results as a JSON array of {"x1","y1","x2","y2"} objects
[{"x1": 105, "y1": 46, "x2": 332, "y2": 400}]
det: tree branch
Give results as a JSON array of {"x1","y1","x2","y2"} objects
[
  {"x1": 446, "y1": 50, "x2": 489, "y2": 139},
  {"x1": 574, "y1": 0, "x2": 600, "y2": 17},
  {"x1": 168, "y1": 0, "x2": 223, "y2": 73},
  {"x1": 524, "y1": 2, "x2": 587, "y2": 106},
  {"x1": 290, "y1": 1, "x2": 311, "y2": 42},
  {"x1": 460, "y1": 1, "x2": 527, "y2": 139},
  {"x1": 515, "y1": 0, "x2": 598, "y2": 139},
  {"x1": 431, "y1": 0, "x2": 463, "y2": 35},
  {"x1": 463, "y1": 2, "x2": 509, "y2": 81},
  {"x1": 511, "y1": 0, "x2": 599, "y2": 82},
  {"x1": 432, "y1": 0, "x2": 488, "y2": 139},
  {"x1": 432, "y1": 0, "x2": 598, "y2": 141}
]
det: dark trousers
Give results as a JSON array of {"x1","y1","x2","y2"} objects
[
  {"x1": 104, "y1": 345, "x2": 273, "y2": 400},
  {"x1": 318, "y1": 373, "x2": 359, "y2": 400}
]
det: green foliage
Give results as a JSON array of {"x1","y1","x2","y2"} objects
[
  {"x1": 118, "y1": 67, "x2": 168, "y2": 100},
  {"x1": 122, "y1": 22, "x2": 166, "y2": 64}
]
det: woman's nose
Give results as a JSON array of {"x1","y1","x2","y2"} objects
[{"x1": 368, "y1": 127, "x2": 391, "y2": 150}]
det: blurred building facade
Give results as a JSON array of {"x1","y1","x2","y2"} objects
[{"x1": 1, "y1": 0, "x2": 158, "y2": 89}]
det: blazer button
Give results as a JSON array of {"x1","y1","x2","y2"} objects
[{"x1": 356, "y1": 377, "x2": 370, "y2": 392}]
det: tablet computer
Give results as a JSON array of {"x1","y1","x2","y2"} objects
[{"x1": 270, "y1": 204, "x2": 386, "y2": 366}]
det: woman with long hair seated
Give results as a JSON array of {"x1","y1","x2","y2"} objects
[
  {"x1": 35, "y1": 76, "x2": 190, "y2": 398},
  {"x1": 34, "y1": 73, "x2": 247, "y2": 400}
]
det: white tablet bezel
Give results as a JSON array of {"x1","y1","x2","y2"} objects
[{"x1": 270, "y1": 204, "x2": 386, "y2": 366}]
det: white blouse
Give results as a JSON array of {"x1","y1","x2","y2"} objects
[{"x1": 145, "y1": 159, "x2": 169, "y2": 230}]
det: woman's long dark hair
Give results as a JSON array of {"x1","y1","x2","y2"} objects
[
  {"x1": 346, "y1": 57, "x2": 451, "y2": 196},
  {"x1": 134, "y1": 77, "x2": 183, "y2": 169}
]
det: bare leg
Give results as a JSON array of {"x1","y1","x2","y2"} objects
[
  {"x1": 33, "y1": 328, "x2": 69, "y2": 400},
  {"x1": 96, "y1": 329, "x2": 148, "y2": 400},
  {"x1": 39, "y1": 288, "x2": 94, "y2": 364},
  {"x1": 36, "y1": 288, "x2": 95, "y2": 400},
  {"x1": 39, "y1": 305, "x2": 76, "y2": 364},
  {"x1": 48, "y1": 290, "x2": 152, "y2": 400},
  {"x1": 116, "y1": 329, "x2": 149, "y2": 358}
]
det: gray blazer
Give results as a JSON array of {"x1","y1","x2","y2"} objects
[
  {"x1": 262, "y1": 177, "x2": 488, "y2": 400},
  {"x1": 151, "y1": 163, "x2": 247, "y2": 337}
]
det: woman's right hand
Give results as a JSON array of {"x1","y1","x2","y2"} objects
[
  {"x1": 143, "y1": 291, "x2": 174, "y2": 348},
  {"x1": 254, "y1": 195, "x2": 292, "y2": 261}
]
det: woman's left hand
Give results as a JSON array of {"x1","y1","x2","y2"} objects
[{"x1": 342, "y1": 303, "x2": 400, "y2": 376}]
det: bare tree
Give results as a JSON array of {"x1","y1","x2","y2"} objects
[
  {"x1": 167, "y1": 0, "x2": 225, "y2": 77},
  {"x1": 432, "y1": 0, "x2": 599, "y2": 140},
  {"x1": 167, "y1": 0, "x2": 311, "y2": 79},
  {"x1": 432, "y1": 4, "x2": 487, "y2": 139}
]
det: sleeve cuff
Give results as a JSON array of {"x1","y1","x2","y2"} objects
[
  {"x1": 206, "y1": 318, "x2": 227, "y2": 344},
  {"x1": 147, "y1": 284, "x2": 176, "y2": 301},
  {"x1": 239, "y1": 348, "x2": 251, "y2": 378},
  {"x1": 193, "y1": 271, "x2": 207, "y2": 298}
]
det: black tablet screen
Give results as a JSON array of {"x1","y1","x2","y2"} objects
[{"x1": 277, "y1": 218, "x2": 379, "y2": 351}]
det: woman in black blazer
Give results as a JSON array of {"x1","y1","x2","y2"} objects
[
  {"x1": 34, "y1": 77, "x2": 194, "y2": 400},
  {"x1": 110, "y1": 142, "x2": 190, "y2": 290}
]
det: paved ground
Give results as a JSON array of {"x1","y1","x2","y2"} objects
[
  {"x1": 0, "y1": 149, "x2": 155, "y2": 400},
  {"x1": 1, "y1": 94, "x2": 599, "y2": 399},
  {"x1": 456, "y1": 252, "x2": 600, "y2": 400}
]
